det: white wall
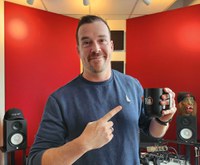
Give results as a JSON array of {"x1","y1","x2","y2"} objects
[{"x1": 0, "y1": 0, "x2": 5, "y2": 164}]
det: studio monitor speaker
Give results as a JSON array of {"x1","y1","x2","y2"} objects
[
  {"x1": 3, "y1": 108, "x2": 27, "y2": 152},
  {"x1": 176, "y1": 116, "x2": 197, "y2": 144}
]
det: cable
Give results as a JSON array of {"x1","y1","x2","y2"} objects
[{"x1": 168, "y1": 146, "x2": 182, "y2": 165}]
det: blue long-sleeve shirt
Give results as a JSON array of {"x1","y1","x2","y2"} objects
[{"x1": 27, "y1": 70, "x2": 151, "y2": 165}]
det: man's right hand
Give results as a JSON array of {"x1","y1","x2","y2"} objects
[{"x1": 78, "y1": 105, "x2": 122, "y2": 151}]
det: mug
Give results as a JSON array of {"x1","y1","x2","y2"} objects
[{"x1": 143, "y1": 88, "x2": 172, "y2": 118}]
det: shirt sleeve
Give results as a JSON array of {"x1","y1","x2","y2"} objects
[{"x1": 27, "y1": 95, "x2": 68, "y2": 165}]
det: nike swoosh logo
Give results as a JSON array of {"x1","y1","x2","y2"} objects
[{"x1": 126, "y1": 95, "x2": 131, "y2": 103}]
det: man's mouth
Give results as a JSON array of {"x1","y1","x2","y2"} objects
[{"x1": 88, "y1": 54, "x2": 104, "y2": 61}]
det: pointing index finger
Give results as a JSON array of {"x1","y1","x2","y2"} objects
[{"x1": 100, "y1": 106, "x2": 122, "y2": 122}]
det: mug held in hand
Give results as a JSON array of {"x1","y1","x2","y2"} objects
[{"x1": 143, "y1": 88, "x2": 172, "y2": 118}]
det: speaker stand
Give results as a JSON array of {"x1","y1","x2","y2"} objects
[
  {"x1": 195, "y1": 147, "x2": 200, "y2": 165},
  {"x1": 185, "y1": 145, "x2": 191, "y2": 162},
  {"x1": 4, "y1": 152, "x2": 15, "y2": 165},
  {"x1": 4, "y1": 150, "x2": 26, "y2": 165},
  {"x1": 22, "y1": 149, "x2": 26, "y2": 165},
  {"x1": 10, "y1": 152, "x2": 15, "y2": 165},
  {"x1": 177, "y1": 143, "x2": 191, "y2": 164}
]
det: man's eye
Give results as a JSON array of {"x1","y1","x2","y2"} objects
[
  {"x1": 82, "y1": 41, "x2": 91, "y2": 47},
  {"x1": 99, "y1": 39, "x2": 108, "y2": 45}
]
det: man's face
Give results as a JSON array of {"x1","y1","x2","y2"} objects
[{"x1": 77, "y1": 21, "x2": 114, "y2": 75}]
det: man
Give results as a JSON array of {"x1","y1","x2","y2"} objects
[{"x1": 27, "y1": 15, "x2": 176, "y2": 165}]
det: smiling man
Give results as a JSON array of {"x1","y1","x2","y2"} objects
[
  {"x1": 76, "y1": 17, "x2": 113, "y2": 81},
  {"x1": 27, "y1": 15, "x2": 177, "y2": 165}
]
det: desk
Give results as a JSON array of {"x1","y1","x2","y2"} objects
[
  {"x1": 163, "y1": 139, "x2": 200, "y2": 165},
  {"x1": 139, "y1": 138, "x2": 200, "y2": 165}
]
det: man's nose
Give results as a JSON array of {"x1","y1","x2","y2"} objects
[{"x1": 91, "y1": 41, "x2": 101, "y2": 53}]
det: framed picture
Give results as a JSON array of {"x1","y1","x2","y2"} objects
[
  {"x1": 111, "y1": 30, "x2": 124, "y2": 51},
  {"x1": 111, "y1": 61, "x2": 124, "y2": 73}
]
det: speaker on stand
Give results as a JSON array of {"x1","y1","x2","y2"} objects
[
  {"x1": 176, "y1": 92, "x2": 198, "y2": 164},
  {"x1": 3, "y1": 108, "x2": 27, "y2": 165}
]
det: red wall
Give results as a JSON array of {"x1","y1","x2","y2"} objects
[
  {"x1": 5, "y1": 2, "x2": 79, "y2": 163},
  {"x1": 126, "y1": 4, "x2": 200, "y2": 162},
  {"x1": 5, "y1": 2, "x2": 200, "y2": 164}
]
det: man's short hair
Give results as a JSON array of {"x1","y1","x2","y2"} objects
[{"x1": 76, "y1": 15, "x2": 111, "y2": 45}]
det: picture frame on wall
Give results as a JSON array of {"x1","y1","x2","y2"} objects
[
  {"x1": 111, "y1": 61, "x2": 124, "y2": 73},
  {"x1": 111, "y1": 30, "x2": 124, "y2": 51}
]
